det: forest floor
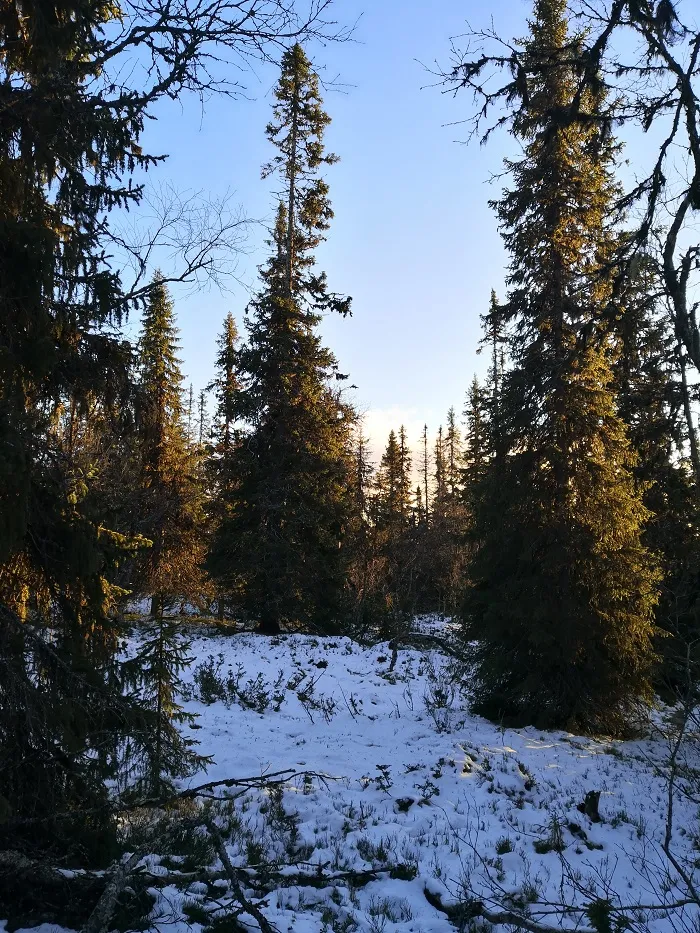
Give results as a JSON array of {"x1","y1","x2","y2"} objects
[{"x1": 6, "y1": 618, "x2": 700, "y2": 933}]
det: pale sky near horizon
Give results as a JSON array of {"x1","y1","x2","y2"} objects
[{"x1": 126, "y1": 0, "x2": 534, "y2": 461}]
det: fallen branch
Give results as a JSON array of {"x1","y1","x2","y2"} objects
[
  {"x1": 4, "y1": 769, "x2": 337, "y2": 828},
  {"x1": 205, "y1": 817, "x2": 278, "y2": 933},
  {"x1": 424, "y1": 888, "x2": 597, "y2": 933},
  {"x1": 244, "y1": 865, "x2": 383, "y2": 893},
  {"x1": 391, "y1": 632, "x2": 468, "y2": 662},
  {"x1": 82, "y1": 849, "x2": 145, "y2": 933}
]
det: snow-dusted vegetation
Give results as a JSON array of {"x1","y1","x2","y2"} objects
[{"x1": 10, "y1": 622, "x2": 696, "y2": 933}]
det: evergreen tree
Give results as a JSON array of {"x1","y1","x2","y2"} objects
[
  {"x1": 134, "y1": 274, "x2": 208, "y2": 616},
  {"x1": 375, "y1": 429, "x2": 412, "y2": 529},
  {"x1": 372, "y1": 428, "x2": 419, "y2": 633},
  {"x1": 445, "y1": 407, "x2": 462, "y2": 500},
  {"x1": 209, "y1": 312, "x2": 241, "y2": 471},
  {"x1": 423, "y1": 420, "x2": 469, "y2": 616},
  {"x1": 481, "y1": 292, "x2": 507, "y2": 399},
  {"x1": 464, "y1": 0, "x2": 658, "y2": 735},
  {"x1": 0, "y1": 0, "x2": 153, "y2": 856},
  {"x1": 345, "y1": 426, "x2": 378, "y2": 631},
  {"x1": 124, "y1": 619, "x2": 204, "y2": 796},
  {"x1": 462, "y1": 376, "x2": 489, "y2": 510},
  {"x1": 613, "y1": 254, "x2": 700, "y2": 684},
  {"x1": 419, "y1": 424, "x2": 431, "y2": 523},
  {"x1": 479, "y1": 290, "x2": 508, "y2": 452},
  {"x1": 187, "y1": 383, "x2": 195, "y2": 442},
  {"x1": 398, "y1": 426, "x2": 413, "y2": 524},
  {"x1": 206, "y1": 312, "x2": 241, "y2": 618},
  {"x1": 197, "y1": 388, "x2": 209, "y2": 449},
  {"x1": 432, "y1": 427, "x2": 448, "y2": 522},
  {"x1": 210, "y1": 44, "x2": 354, "y2": 634},
  {"x1": 414, "y1": 485, "x2": 426, "y2": 526}
]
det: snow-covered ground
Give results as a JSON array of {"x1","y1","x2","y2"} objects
[{"x1": 7, "y1": 623, "x2": 700, "y2": 933}]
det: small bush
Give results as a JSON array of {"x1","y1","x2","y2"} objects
[{"x1": 191, "y1": 654, "x2": 228, "y2": 704}]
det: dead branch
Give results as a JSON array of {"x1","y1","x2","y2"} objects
[
  {"x1": 425, "y1": 887, "x2": 597, "y2": 933},
  {"x1": 205, "y1": 816, "x2": 277, "y2": 933},
  {"x1": 3, "y1": 768, "x2": 337, "y2": 829},
  {"x1": 82, "y1": 848, "x2": 146, "y2": 933}
]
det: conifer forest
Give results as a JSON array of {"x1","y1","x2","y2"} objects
[{"x1": 5, "y1": 1, "x2": 700, "y2": 932}]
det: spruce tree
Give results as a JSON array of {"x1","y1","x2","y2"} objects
[
  {"x1": 464, "y1": 0, "x2": 658, "y2": 735},
  {"x1": 345, "y1": 426, "x2": 378, "y2": 632},
  {"x1": 206, "y1": 311, "x2": 242, "y2": 619},
  {"x1": 0, "y1": 0, "x2": 154, "y2": 855},
  {"x1": 372, "y1": 428, "x2": 418, "y2": 633},
  {"x1": 124, "y1": 619, "x2": 204, "y2": 796},
  {"x1": 134, "y1": 274, "x2": 207, "y2": 616},
  {"x1": 432, "y1": 427, "x2": 447, "y2": 521},
  {"x1": 197, "y1": 389, "x2": 209, "y2": 449},
  {"x1": 375, "y1": 429, "x2": 412, "y2": 529},
  {"x1": 445, "y1": 407, "x2": 462, "y2": 500},
  {"x1": 462, "y1": 377, "x2": 489, "y2": 512},
  {"x1": 479, "y1": 290, "x2": 507, "y2": 452},
  {"x1": 426, "y1": 417, "x2": 469, "y2": 616},
  {"x1": 209, "y1": 312, "x2": 241, "y2": 473},
  {"x1": 420, "y1": 424, "x2": 431, "y2": 524},
  {"x1": 613, "y1": 254, "x2": 700, "y2": 684},
  {"x1": 187, "y1": 383, "x2": 195, "y2": 442},
  {"x1": 210, "y1": 44, "x2": 354, "y2": 634}
]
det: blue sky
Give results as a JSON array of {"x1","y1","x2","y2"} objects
[{"x1": 127, "y1": 0, "x2": 533, "y2": 457}]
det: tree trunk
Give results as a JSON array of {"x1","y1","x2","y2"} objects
[
  {"x1": 257, "y1": 606, "x2": 281, "y2": 635},
  {"x1": 679, "y1": 342, "x2": 700, "y2": 484}
]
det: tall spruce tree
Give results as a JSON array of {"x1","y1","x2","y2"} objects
[
  {"x1": 464, "y1": 0, "x2": 659, "y2": 735},
  {"x1": 375, "y1": 429, "x2": 412, "y2": 529},
  {"x1": 372, "y1": 427, "x2": 419, "y2": 632},
  {"x1": 210, "y1": 44, "x2": 354, "y2": 634},
  {"x1": 206, "y1": 312, "x2": 242, "y2": 618},
  {"x1": 209, "y1": 313, "x2": 240, "y2": 472},
  {"x1": 0, "y1": 0, "x2": 153, "y2": 856},
  {"x1": 135, "y1": 274, "x2": 207, "y2": 616},
  {"x1": 427, "y1": 415, "x2": 469, "y2": 615},
  {"x1": 445, "y1": 407, "x2": 462, "y2": 500},
  {"x1": 420, "y1": 424, "x2": 430, "y2": 524},
  {"x1": 462, "y1": 377, "x2": 489, "y2": 512},
  {"x1": 345, "y1": 425, "x2": 378, "y2": 632},
  {"x1": 432, "y1": 427, "x2": 447, "y2": 522},
  {"x1": 613, "y1": 254, "x2": 700, "y2": 684}
]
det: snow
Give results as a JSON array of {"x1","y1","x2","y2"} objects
[{"x1": 8, "y1": 621, "x2": 700, "y2": 933}]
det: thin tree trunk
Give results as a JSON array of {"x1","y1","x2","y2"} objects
[
  {"x1": 154, "y1": 611, "x2": 164, "y2": 794},
  {"x1": 679, "y1": 342, "x2": 700, "y2": 483}
]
